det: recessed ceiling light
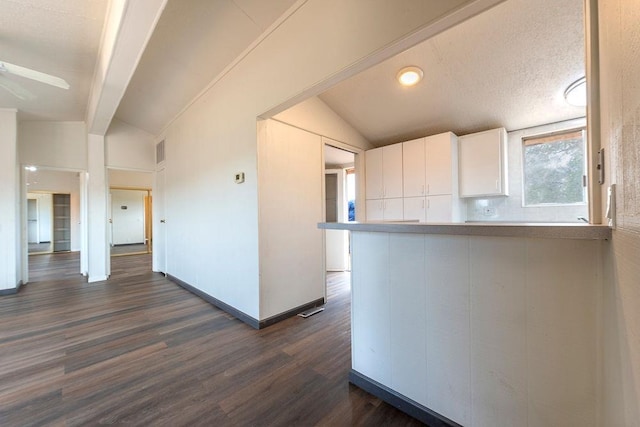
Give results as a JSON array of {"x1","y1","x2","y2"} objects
[
  {"x1": 564, "y1": 76, "x2": 586, "y2": 107},
  {"x1": 397, "y1": 66, "x2": 423, "y2": 87}
]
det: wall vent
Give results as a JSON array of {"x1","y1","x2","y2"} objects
[{"x1": 156, "y1": 140, "x2": 165, "y2": 164}]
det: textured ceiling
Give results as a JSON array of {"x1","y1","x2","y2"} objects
[
  {"x1": 114, "y1": 0, "x2": 298, "y2": 134},
  {"x1": 318, "y1": 0, "x2": 586, "y2": 146},
  {"x1": 0, "y1": 0, "x2": 108, "y2": 121},
  {"x1": 1, "y1": 0, "x2": 585, "y2": 143}
]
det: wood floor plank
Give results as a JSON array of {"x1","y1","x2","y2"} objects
[{"x1": 0, "y1": 253, "x2": 426, "y2": 426}]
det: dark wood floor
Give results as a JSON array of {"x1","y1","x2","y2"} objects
[
  {"x1": 0, "y1": 253, "x2": 425, "y2": 426},
  {"x1": 111, "y1": 243, "x2": 150, "y2": 256}
]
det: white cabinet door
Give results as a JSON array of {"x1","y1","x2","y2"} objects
[
  {"x1": 403, "y1": 197, "x2": 426, "y2": 222},
  {"x1": 366, "y1": 199, "x2": 384, "y2": 221},
  {"x1": 382, "y1": 144, "x2": 403, "y2": 199},
  {"x1": 366, "y1": 147, "x2": 384, "y2": 200},
  {"x1": 426, "y1": 132, "x2": 454, "y2": 195},
  {"x1": 426, "y1": 195, "x2": 453, "y2": 222},
  {"x1": 383, "y1": 198, "x2": 404, "y2": 221},
  {"x1": 368, "y1": 198, "x2": 406, "y2": 222},
  {"x1": 459, "y1": 128, "x2": 508, "y2": 197},
  {"x1": 402, "y1": 137, "x2": 426, "y2": 198}
]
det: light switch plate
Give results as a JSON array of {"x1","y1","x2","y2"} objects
[{"x1": 235, "y1": 172, "x2": 245, "y2": 184}]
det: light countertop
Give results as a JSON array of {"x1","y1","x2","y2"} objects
[{"x1": 318, "y1": 221, "x2": 611, "y2": 240}]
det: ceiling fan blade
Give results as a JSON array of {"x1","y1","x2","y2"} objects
[
  {"x1": 0, "y1": 76, "x2": 36, "y2": 100},
  {"x1": 0, "y1": 60, "x2": 70, "y2": 90}
]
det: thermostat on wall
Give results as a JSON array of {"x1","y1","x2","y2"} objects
[{"x1": 235, "y1": 172, "x2": 245, "y2": 184}]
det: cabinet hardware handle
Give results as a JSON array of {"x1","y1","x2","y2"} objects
[{"x1": 421, "y1": 185, "x2": 425, "y2": 195}]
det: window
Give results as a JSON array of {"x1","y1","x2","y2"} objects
[
  {"x1": 346, "y1": 168, "x2": 356, "y2": 221},
  {"x1": 523, "y1": 129, "x2": 587, "y2": 206}
]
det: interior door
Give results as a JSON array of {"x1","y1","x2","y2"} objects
[{"x1": 154, "y1": 168, "x2": 166, "y2": 273}]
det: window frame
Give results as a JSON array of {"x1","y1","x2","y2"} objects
[{"x1": 521, "y1": 127, "x2": 588, "y2": 208}]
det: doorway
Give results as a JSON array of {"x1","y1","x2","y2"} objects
[
  {"x1": 107, "y1": 169, "x2": 154, "y2": 260},
  {"x1": 23, "y1": 167, "x2": 85, "y2": 283},
  {"x1": 109, "y1": 188, "x2": 152, "y2": 256},
  {"x1": 324, "y1": 145, "x2": 356, "y2": 272},
  {"x1": 27, "y1": 196, "x2": 53, "y2": 254}
]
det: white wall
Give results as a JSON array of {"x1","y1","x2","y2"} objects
[
  {"x1": 157, "y1": 0, "x2": 487, "y2": 320},
  {"x1": 38, "y1": 194, "x2": 53, "y2": 242},
  {"x1": 466, "y1": 118, "x2": 589, "y2": 222},
  {"x1": 110, "y1": 189, "x2": 146, "y2": 245},
  {"x1": 18, "y1": 121, "x2": 87, "y2": 170},
  {"x1": 87, "y1": 134, "x2": 108, "y2": 282},
  {"x1": 0, "y1": 109, "x2": 19, "y2": 291},
  {"x1": 599, "y1": 0, "x2": 640, "y2": 424},
  {"x1": 273, "y1": 96, "x2": 372, "y2": 151},
  {"x1": 257, "y1": 120, "x2": 324, "y2": 319},
  {"x1": 108, "y1": 169, "x2": 153, "y2": 188},
  {"x1": 351, "y1": 231, "x2": 602, "y2": 426},
  {"x1": 106, "y1": 118, "x2": 156, "y2": 171},
  {"x1": 275, "y1": 96, "x2": 371, "y2": 223},
  {"x1": 27, "y1": 193, "x2": 53, "y2": 243},
  {"x1": 28, "y1": 170, "x2": 82, "y2": 252}
]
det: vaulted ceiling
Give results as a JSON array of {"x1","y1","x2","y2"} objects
[
  {"x1": 0, "y1": 0, "x2": 585, "y2": 145},
  {"x1": 114, "y1": 0, "x2": 299, "y2": 134},
  {"x1": 0, "y1": 0, "x2": 108, "y2": 121}
]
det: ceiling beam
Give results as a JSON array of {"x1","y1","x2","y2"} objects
[{"x1": 86, "y1": 0, "x2": 167, "y2": 136}]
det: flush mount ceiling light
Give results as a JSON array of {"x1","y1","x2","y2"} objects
[
  {"x1": 564, "y1": 76, "x2": 586, "y2": 107},
  {"x1": 24, "y1": 165, "x2": 37, "y2": 171},
  {"x1": 397, "y1": 66, "x2": 423, "y2": 87}
]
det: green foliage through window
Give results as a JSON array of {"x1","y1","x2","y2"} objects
[{"x1": 523, "y1": 130, "x2": 586, "y2": 205}]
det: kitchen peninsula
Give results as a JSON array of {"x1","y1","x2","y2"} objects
[{"x1": 319, "y1": 221, "x2": 610, "y2": 426}]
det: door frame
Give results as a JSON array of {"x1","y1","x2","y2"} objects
[
  {"x1": 322, "y1": 139, "x2": 363, "y2": 303},
  {"x1": 108, "y1": 186, "x2": 152, "y2": 257},
  {"x1": 21, "y1": 166, "x2": 87, "y2": 284},
  {"x1": 153, "y1": 167, "x2": 166, "y2": 274}
]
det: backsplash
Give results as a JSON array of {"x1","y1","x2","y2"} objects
[{"x1": 465, "y1": 118, "x2": 589, "y2": 223}]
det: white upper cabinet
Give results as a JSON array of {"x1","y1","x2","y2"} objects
[
  {"x1": 366, "y1": 144, "x2": 403, "y2": 200},
  {"x1": 402, "y1": 137, "x2": 426, "y2": 198},
  {"x1": 403, "y1": 132, "x2": 456, "y2": 198},
  {"x1": 367, "y1": 131, "x2": 464, "y2": 223},
  {"x1": 458, "y1": 127, "x2": 508, "y2": 198},
  {"x1": 365, "y1": 147, "x2": 384, "y2": 199},
  {"x1": 425, "y1": 132, "x2": 455, "y2": 195},
  {"x1": 382, "y1": 144, "x2": 403, "y2": 199}
]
